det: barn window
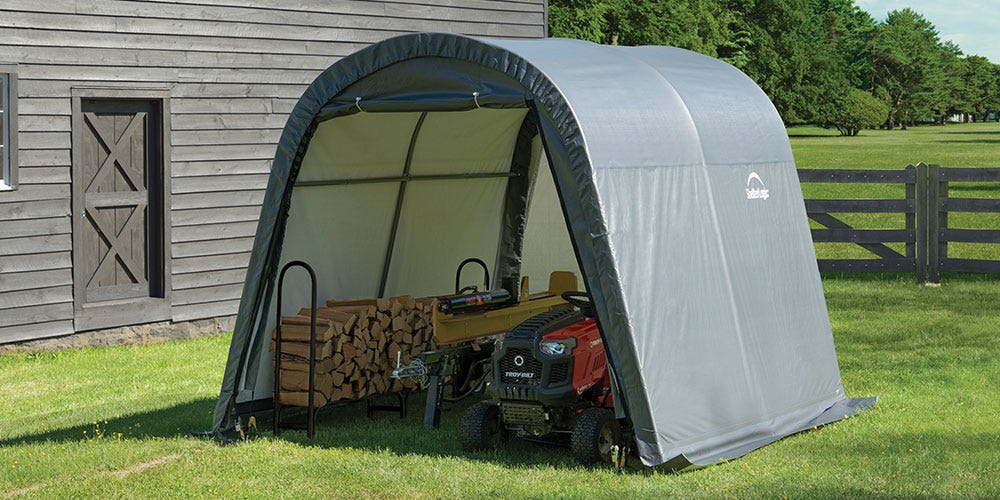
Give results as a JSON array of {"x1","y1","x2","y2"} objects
[{"x1": 1, "y1": 68, "x2": 17, "y2": 190}]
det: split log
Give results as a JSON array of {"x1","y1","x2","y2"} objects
[
  {"x1": 278, "y1": 391, "x2": 328, "y2": 408},
  {"x1": 390, "y1": 300, "x2": 404, "y2": 317},
  {"x1": 377, "y1": 312, "x2": 391, "y2": 330},
  {"x1": 391, "y1": 315, "x2": 411, "y2": 333},
  {"x1": 271, "y1": 321, "x2": 335, "y2": 342},
  {"x1": 269, "y1": 339, "x2": 334, "y2": 360},
  {"x1": 326, "y1": 298, "x2": 377, "y2": 308},
  {"x1": 300, "y1": 308, "x2": 358, "y2": 335},
  {"x1": 279, "y1": 370, "x2": 334, "y2": 398},
  {"x1": 279, "y1": 356, "x2": 335, "y2": 374}
]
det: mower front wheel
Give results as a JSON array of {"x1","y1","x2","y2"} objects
[
  {"x1": 459, "y1": 401, "x2": 506, "y2": 452},
  {"x1": 571, "y1": 407, "x2": 620, "y2": 464}
]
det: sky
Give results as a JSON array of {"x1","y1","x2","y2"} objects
[{"x1": 856, "y1": 0, "x2": 1000, "y2": 63}]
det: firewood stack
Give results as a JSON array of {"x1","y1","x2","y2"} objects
[{"x1": 271, "y1": 296, "x2": 436, "y2": 408}]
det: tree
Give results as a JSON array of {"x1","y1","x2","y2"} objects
[
  {"x1": 817, "y1": 88, "x2": 890, "y2": 135},
  {"x1": 724, "y1": 0, "x2": 816, "y2": 123},
  {"x1": 812, "y1": 0, "x2": 877, "y2": 89},
  {"x1": 872, "y1": 9, "x2": 948, "y2": 129},
  {"x1": 548, "y1": 0, "x2": 613, "y2": 43},
  {"x1": 548, "y1": 0, "x2": 733, "y2": 53},
  {"x1": 960, "y1": 55, "x2": 1000, "y2": 122},
  {"x1": 549, "y1": 0, "x2": 989, "y2": 129},
  {"x1": 938, "y1": 41, "x2": 966, "y2": 123},
  {"x1": 798, "y1": 0, "x2": 868, "y2": 125}
]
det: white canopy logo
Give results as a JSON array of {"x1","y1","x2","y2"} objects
[{"x1": 746, "y1": 172, "x2": 770, "y2": 200}]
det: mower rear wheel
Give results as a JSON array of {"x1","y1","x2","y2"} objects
[
  {"x1": 460, "y1": 401, "x2": 506, "y2": 452},
  {"x1": 571, "y1": 407, "x2": 619, "y2": 464}
]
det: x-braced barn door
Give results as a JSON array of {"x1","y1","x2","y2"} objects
[{"x1": 72, "y1": 96, "x2": 171, "y2": 331}]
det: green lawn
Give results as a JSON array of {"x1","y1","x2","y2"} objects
[
  {"x1": 1, "y1": 123, "x2": 999, "y2": 498},
  {"x1": 790, "y1": 122, "x2": 1000, "y2": 261},
  {"x1": 790, "y1": 121, "x2": 1000, "y2": 170},
  {"x1": 2, "y1": 278, "x2": 998, "y2": 498}
]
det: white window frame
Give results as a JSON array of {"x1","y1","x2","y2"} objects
[{"x1": 1, "y1": 65, "x2": 18, "y2": 191}]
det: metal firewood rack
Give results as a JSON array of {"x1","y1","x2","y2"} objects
[{"x1": 273, "y1": 260, "x2": 319, "y2": 438}]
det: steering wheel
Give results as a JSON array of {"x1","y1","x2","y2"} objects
[{"x1": 561, "y1": 291, "x2": 596, "y2": 318}]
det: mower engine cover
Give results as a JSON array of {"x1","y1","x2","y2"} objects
[{"x1": 492, "y1": 309, "x2": 608, "y2": 409}]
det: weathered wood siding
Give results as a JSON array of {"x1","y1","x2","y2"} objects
[{"x1": 0, "y1": 0, "x2": 546, "y2": 343}]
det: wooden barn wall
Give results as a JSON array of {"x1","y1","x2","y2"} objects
[{"x1": 0, "y1": 0, "x2": 546, "y2": 343}]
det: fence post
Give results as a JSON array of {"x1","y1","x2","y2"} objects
[
  {"x1": 913, "y1": 163, "x2": 928, "y2": 283},
  {"x1": 926, "y1": 163, "x2": 942, "y2": 283}
]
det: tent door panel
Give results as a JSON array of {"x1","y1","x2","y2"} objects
[{"x1": 72, "y1": 97, "x2": 170, "y2": 331}]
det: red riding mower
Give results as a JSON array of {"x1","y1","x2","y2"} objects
[{"x1": 460, "y1": 292, "x2": 625, "y2": 464}]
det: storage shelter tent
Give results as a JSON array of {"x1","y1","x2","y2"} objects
[{"x1": 214, "y1": 33, "x2": 873, "y2": 468}]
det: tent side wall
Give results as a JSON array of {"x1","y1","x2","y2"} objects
[{"x1": 604, "y1": 46, "x2": 847, "y2": 464}]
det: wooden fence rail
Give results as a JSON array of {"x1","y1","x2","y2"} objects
[
  {"x1": 932, "y1": 166, "x2": 1000, "y2": 282},
  {"x1": 799, "y1": 163, "x2": 1000, "y2": 283},
  {"x1": 798, "y1": 166, "x2": 923, "y2": 279}
]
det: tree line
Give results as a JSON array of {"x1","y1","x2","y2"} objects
[{"x1": 549, "y1": 0, "x2": 1000, "y2": 135}]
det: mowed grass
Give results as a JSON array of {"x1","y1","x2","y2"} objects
[
  {"x1": 1, "y1": 278, "x2": 998, "y2": 498},
  {"x1": 790, "y1": 122, "x2": 1000, "y2": 170},
  {"x1": 789, "y1": 122, "x2": 1000, "y2": 261},
  {"x1": 1, "y1": 123, "x2": 999, "y2": 498}
]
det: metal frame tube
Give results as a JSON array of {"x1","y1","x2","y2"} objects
[
  {"x1": 274, "y1": 260, "x2": 318, "y2": 438},
  {"x1": 376, "y1": 112, "x2": 428, "y2": 298}
]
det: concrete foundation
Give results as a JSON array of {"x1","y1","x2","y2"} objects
[{"x1": 0, "y1": 316, "x2": 236, "y2": 353}]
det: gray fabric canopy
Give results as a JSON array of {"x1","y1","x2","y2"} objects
[{"x1": 213, "y1": 32, "x2": 873, "y2": 467}]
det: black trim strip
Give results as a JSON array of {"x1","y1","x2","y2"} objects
[{"x1": 295, "y1": 171, "x2": 521, "y2": 187}]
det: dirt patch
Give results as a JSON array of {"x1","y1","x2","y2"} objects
[
  {"x1": 4, "y1": 482, "x2": 47, "y2": 498},
  {"x1": 0, "y1": 316, "x2": 235, "y2": 353},
  {"x1": 2, "y1": 452, "x2": 189, "y2": 496},
  {"x1": 107, "y1": 453, "x2": 183, "y2": 479}
]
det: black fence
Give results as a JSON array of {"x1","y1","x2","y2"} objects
[
  {"x1": 798, "y1": 163, "x2": 1000, "y2": 283},
  {"x1": 931, "y1": 166, "x2": 1000, "y2": 281}
]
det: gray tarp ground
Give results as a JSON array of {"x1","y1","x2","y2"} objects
[{"x1": 213, "y1": 32, "x2": 874, "y2": 468}]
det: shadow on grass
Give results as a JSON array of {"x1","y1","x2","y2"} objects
[
  {"x1": 933, "y1": 128, "x2": 1000, "y2": 135},
  {"x1": 0, "y1": 398, "x2": 220, "y2": 447},
  {"x1": 0, "y1": 394, "x2": 645, "y2": 473},
  {"x1": 819, "y1": 272, "x2": 915, "y2": 282},
  {"x1": 820, "y1": 272, "x2": 1000, "y2": 284},
  {"x1": 934, "y1": 139, "x2": 1000, "y2": 145},
  {"x1": 280, "y1": 395, "x2": 652, "y2": 473},
  {"x1": 787, "y1": 133, "x2": 842, "y2": 139}
]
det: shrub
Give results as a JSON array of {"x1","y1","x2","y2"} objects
[{"x1": 820, "y1": 89, "x2": 891, "y2": 136}]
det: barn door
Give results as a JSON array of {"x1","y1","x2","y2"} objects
[{"x1": 72, "y1": 96, "x2": 171, "y2": 331}]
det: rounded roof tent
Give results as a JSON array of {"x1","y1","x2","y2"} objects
[{"x1": 214, "y1": 33, "x2": 873, "y2": 468}]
